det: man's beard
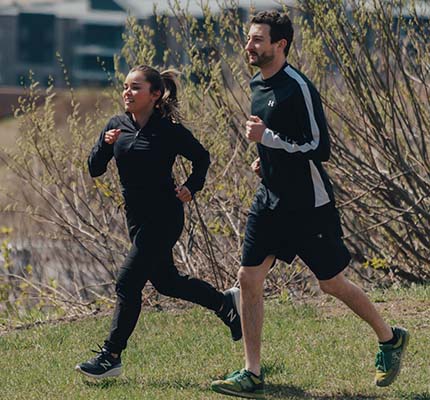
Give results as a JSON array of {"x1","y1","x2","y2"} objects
[{"x1": 248, "y1": 50, "x2": 275, "y2": 67}]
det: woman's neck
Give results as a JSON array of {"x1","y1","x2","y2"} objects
[{"x1": 132, "y1": 109, "x2": 154, "y2": 129}]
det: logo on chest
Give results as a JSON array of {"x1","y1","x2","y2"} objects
[{"x1": 267, "y1": 100, "x2": 275, "y2": 107}]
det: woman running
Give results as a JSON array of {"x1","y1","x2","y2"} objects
[{"x1": 75, "y1": 65, "x2": 241, "y2": 379}]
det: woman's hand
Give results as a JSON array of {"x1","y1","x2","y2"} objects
[
  {"x1": 104, "y1": 129, "x2": 122, "y2": 144},
  {"x1": 251, "y1": 157, "x2": 261, "y2": 177},
  {"x1": 175, "y1": 185, "x2": 192, "y2": 203}
]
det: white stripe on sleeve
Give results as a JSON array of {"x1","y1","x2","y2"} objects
[
  {"x1": 261, "y1": 65, "x2": 320, "y2": 153},
  {"x1": 309, "y1": 160, "x2": 330, "y2": 207}
]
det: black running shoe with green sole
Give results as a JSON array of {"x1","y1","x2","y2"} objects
[
  {"x1": 211, "y1": 368, "x2": 265, "y2": 399},
  {"x1": 75, "y1": 346, "x2": 122, "y2": 379},
  {"x1": 375, "y1": 326, "x2": 410, "y2": 387}
]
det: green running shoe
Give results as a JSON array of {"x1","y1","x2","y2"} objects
[
  {"x1": 375, "y1": 326, "x2": 410, "y2": 387},
  {"x1": 211, "y1": 368, "x2": 265, "y2": 399}
]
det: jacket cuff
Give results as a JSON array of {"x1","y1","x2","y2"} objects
[{"x1": 261, "y1": 128, "x2": 275, "y2": 147}]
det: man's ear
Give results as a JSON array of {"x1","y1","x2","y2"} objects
[{"x1": 278, "y1": 38, "x2": 288, "y2": 52}]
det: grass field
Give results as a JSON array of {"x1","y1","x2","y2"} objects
[{"x1": 1, "y1": 286, "x2": 429, "y2": 400}]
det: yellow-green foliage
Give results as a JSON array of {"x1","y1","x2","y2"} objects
[
  {"x1": 299, "y1": 0, "x2": 430, "y2": 281},
  {"x1": 1, "y1": 0, "x2": 429, "y2": 328}
]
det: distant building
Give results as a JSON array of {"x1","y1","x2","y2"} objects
[
  {"x1": 0, "y1": 0, "x2": 145, "y2": 87},
  {"x1": 0, "y1": 0, "x2": 286, "y2": 88}
]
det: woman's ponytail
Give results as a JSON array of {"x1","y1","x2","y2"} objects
[{"x1": 159, "y1": 69, "x2": 182, "y2": 123}]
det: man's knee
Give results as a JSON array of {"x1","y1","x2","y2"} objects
[
  {"x1": 318, "y1": 272, "x2": 347, "y2": 296},
  {"x1": 238, "y1": 257, "x2": 274, "y2": 290},
  {"x1": 238, "y1": 267, "x2": 265, "y2": 290}
]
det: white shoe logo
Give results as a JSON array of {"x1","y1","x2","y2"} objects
[
  {"x1": 227, "y1": 309, "x2": 237, "y2": 323},
  {"x1": 100, "y1": 360, "x2": 112, "y2": 370}
]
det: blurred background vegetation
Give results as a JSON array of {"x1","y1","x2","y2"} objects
[{"x1": 0, "y1": 0, "x2": 429, "y2": 329}]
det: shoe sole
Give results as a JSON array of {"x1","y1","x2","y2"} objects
[
  {"x1": 211, "y1": 384, "x2": 265, "y2": 399},
  {"x1": 375, "y1": 328, "x2": 410, "y2": 387},
  {"x1": 75, "y1": 365, "x2": 122, "y2": 379}
]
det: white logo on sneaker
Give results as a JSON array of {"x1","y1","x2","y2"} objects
[
  {"x1": 227, "y1": 308, "x2": 237, "y2": 323},
  {"x1": 100, "y1": 360, "x2": 112, "y2": 370}
]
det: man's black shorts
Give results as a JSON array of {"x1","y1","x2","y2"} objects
[{"x1": 241, "y1": 193, "x2": 351, "y2": 280}]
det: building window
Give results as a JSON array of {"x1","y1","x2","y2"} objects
[
  {"x1": 18, "y1": 13, "x2": 55, "y2": 65},
  {"x1": 83, "y1": 24, "x2": 123, "y2": 48}
]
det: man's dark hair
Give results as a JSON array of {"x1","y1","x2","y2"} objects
[{"x1": 251, "y1": 10, "x2": 294, "y2": 57}]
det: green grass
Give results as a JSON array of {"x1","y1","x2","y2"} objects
[{"x1": 1, "y1": 288, "x2": 429, "y2": 400}]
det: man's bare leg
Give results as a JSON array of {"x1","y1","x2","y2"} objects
[
  {"x1": 238, "y1": 255, "x2": 275, "y2": 376},
  {"x1": 318, "y1": 271, "x2": 392, "y2": 341}
]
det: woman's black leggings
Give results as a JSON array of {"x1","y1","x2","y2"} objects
[{"x1": 104, "y1": 197, "x2": 224, "y2": 354}]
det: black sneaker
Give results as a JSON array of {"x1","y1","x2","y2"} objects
[
  {"x1": 75, "y1": 346, "x2": 122, "y2": 379},
  {"x1": 216, "y1": 287, "x2": 242, "y2": 341}
]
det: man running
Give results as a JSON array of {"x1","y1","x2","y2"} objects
[{"x1": 211, "y1": 10, "x2": 409, "y2": 398}]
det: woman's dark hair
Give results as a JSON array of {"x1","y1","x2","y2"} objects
[
  {"x1": 251, "y1": 10, "x2": 294, "y2": 57},
  {"x1": 129, "y1": 65, "x2": 182, "y2": 123}
]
